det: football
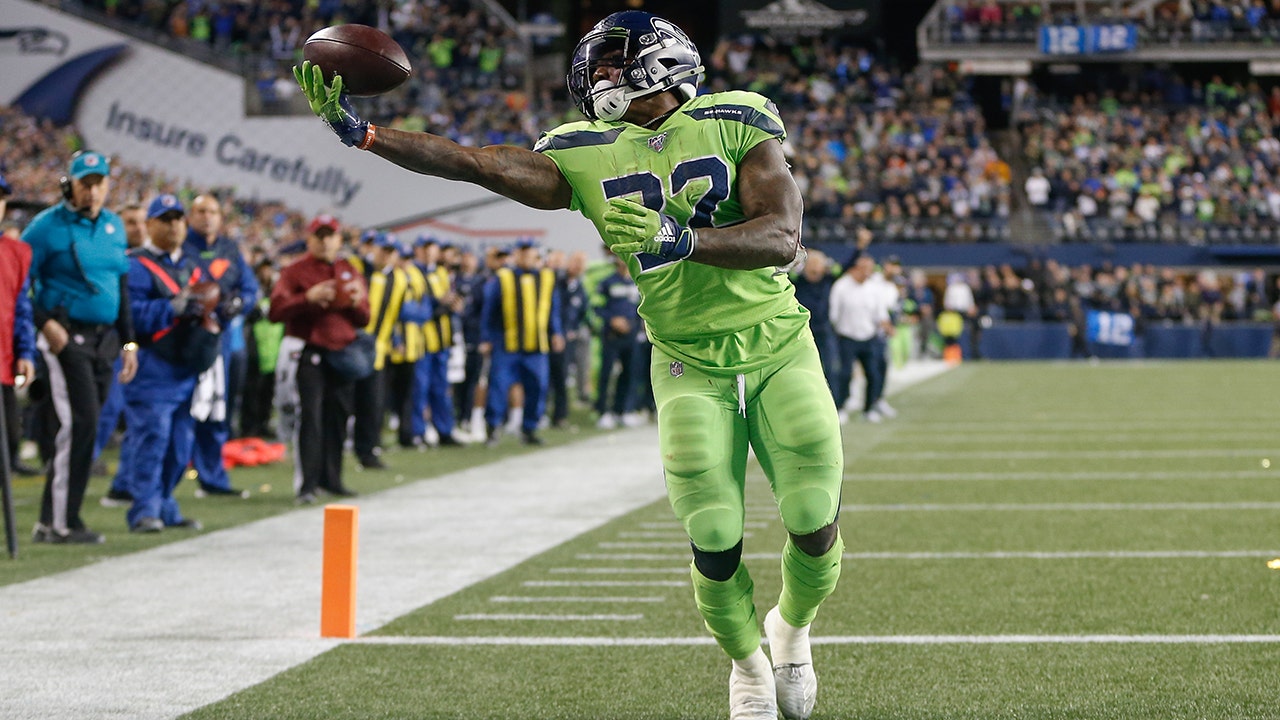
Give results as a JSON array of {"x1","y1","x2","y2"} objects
[
  {"x1": 190, "y1": 281, "x2": 221, "y2": 317},
  {"x1": 303, "y1": 24, "x2": 411, "y2": 97}
]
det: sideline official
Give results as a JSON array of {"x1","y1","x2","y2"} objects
[
  {"x1": 269, "y1": 216, "x2": 369, "y2": 503},
  {"x1": 185, "y1": 194, "x2": 258, "y2": 498},
  {"x1": 352, "y1": 234, "x2": 408, "y2": 468},
  {"x1": 122, "y1": 194, "x2": 216, "y2": 533},
  {"x1": 479, "y1": 239, "x2": 562, "y2": 446},
  {"x1": 22, "y1": 151, "x2": 137, "y2": 544}
]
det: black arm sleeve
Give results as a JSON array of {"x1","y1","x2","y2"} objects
[{"x1": 116, "y1": 274, "x2": 135, "y2": 345}]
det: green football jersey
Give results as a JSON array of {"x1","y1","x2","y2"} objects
[{"x1": 535, "y1": 90, "x2": 809, "y2": 374}]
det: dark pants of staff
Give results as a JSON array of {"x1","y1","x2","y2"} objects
[
  {"x1": 296, "y1": 346, "x2": 354, "y2": 498},
  {"x1": 386, "y1": 361, "x2": 416, "y2": 447},
  {"x1": 352, "y1": 367, "x2": 386, "y2": 460},
  {"x1": 833, "y1": 335, "x2": 884, "y2": 413},
  {"x1": 453, "y1": 346, "x2": 484, "y2": 426},
  {"x1": 3, "y1": 386, "x2": 21, "y2": 471},
  {"x1": 39, "y1": 324, "x2": 116, "y2": 532},
  {"x1": 547, "y1": 347, "x2": 569, "y2": 425}
]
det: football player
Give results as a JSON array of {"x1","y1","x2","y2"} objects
[{"x1": 295, "y1": 12, "x2": 843, "y2": 720}]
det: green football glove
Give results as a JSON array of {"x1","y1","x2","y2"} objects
[
  {"x1": 601, "y1": 198, "x2": 698, "y2": 261},
  {"x1": 292, "y1": 61, "x2": 372, "y2": 148}
]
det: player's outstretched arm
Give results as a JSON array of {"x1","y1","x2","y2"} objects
[
  {"x1": 370, "y1": 126, "x2": 572, "y2": 211},
  {"x1": 294, "y1": 62, "x2": 571, "y2": 211},
  {"x1": 601, "y1": 138, "x2": 801, "y2": 270}
]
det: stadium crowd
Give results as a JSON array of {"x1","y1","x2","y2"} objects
[
  {"x1": 1015, "y1": 71, "x2": 1280, "y2": 243},
  {"x1": 704, "y1": 36, "x2": 1014, "y2": 243},
  {"x1": 939, "y1": 0, "x2": 1280, "y2": 44}
]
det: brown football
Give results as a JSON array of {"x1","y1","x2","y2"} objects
[
  {"x1": 190, "y1": 281, "x2": 221, "y2": 317},
  {"x1": 303, "y1": 24, "x2": 411, "y2": 97}
]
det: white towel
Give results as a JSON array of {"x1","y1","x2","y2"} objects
[{"x1": 190, "y1": 354, "x2": 226, "y2": 422}]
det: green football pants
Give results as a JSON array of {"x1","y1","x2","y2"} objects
[{"x1": 651, "y1": 337, "x2": 844, "y2": 658}]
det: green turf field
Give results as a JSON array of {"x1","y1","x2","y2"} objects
[{"x1": 174, "y1": 361, "x2": 1280, "y2": 719}]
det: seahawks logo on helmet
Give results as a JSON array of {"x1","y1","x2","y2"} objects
[{"x1": 567, "y1": 11, "x2": 705, "y2": 122}]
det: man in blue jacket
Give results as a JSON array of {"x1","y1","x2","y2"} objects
[
  {"x1": 23, "y1": 151, "x2": 138, "y2": 544},
  {"x1": 122, "y1": 195, "x2": 218, "y2": 532},
  {"x1": 184, "y1": 195, "x2": 258, "y2": 498}
]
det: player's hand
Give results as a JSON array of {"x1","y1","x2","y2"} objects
[
  {"x1": 293, "y1": 61, "x2": 371, "y2": 148},
  {"x1": 601, "y1": 198, "x2": 697, "y2": 261}
]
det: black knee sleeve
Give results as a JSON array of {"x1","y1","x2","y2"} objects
[{"x1": 692, "y1": 539, "x2": 743, "y2": 582}]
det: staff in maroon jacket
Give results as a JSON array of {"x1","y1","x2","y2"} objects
[{"x1": 269, "y1": 215, "x2": 370, "y2": 504}]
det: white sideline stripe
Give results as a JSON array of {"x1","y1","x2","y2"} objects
[
  {"x1": 351, "y1": 634, "x2": 1280, "y2": 647},
  {"x1": 577, "y1": 550, "x2": 1280, "y2": 561},
  {"x1": 837, "y1": 551, "x2": 1280, "y2": 560},
  {"x1": 454, "y1": 614, "x2": 645, "y2": 622},
  {"x1": 548, "y1": 567, "x2": 690, "y2": 574},
  {"x1": 489, "y1": 595, "x2": 666, "y2": 603},
  {"x1": 845, "y1": 470, "x2": 1275, "y2": 483},
  {"x1": 900, "y1": 420, "x2": 1271, "y2": 431},
  {"x1": 616, "y1": 531, "x2": 755, "y2": 540},
  {"x1": 881, "y1": 432, "x2": 1280, "y2": 444},
  {"x1": 839, "y1": 502, "x2": 1280, "y2": 512},
  {"x1": 600, "y1": 541, "x2": 692, "y2": 549},
  {"x1": 639, "y1": 521, "x2": 768, "y2": 529},
  {"x1": 524, "y1": 580, "x2": 688, "y2": 588},
  {"x1": 873, "y1": 449, "x2": 1278, "y2": 460}
]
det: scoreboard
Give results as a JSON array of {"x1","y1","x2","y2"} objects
[{"x1": 1039, "y1": 24, "x2": 1138, "y2": 55}]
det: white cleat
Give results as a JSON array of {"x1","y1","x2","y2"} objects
[
  {"x1": 729, "y1": 648, "x2": 778, "y2": 720},
  {"x1": 874, "y1": 399, "x2": 898, "y2": 418},
  {"x1": 596, "y1": 412, "x2": 618, "y2": 430},
  {"x1": 764, "y1": 606, "x2": 817, "y2": 720}
]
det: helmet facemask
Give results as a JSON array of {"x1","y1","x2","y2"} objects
[{"x1": 567, "y1": 12, "x2": 705, "y2": 122}]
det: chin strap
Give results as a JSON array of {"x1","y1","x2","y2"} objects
[{"x1": 592, "y1": 82, "x2": 632, "y2": 122}]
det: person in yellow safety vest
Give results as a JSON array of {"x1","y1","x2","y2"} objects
[
  {"x1": 352, "y1": 233, "x2": 409, "y2": 468},
  {"x1": 478, "y1": 238, "x2": 563, "y2": 446},
  {"x1": 386, "y1": 240, "x2": 426, "y2": 447},
  {"x1": 409, "y1": 236, "x2": 463, "y2": 446}
]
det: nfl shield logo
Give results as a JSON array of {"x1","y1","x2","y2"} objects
[
  {"x1": 648, "y1": 132, "x2": 668, "y2": 153},
  {"x1": 669, "y1": 361, "x2": 683, "y2": 377}
]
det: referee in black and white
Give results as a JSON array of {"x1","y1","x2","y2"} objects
[{"x1": 22, "y1": 151, "x2": 138, "y2": 544}]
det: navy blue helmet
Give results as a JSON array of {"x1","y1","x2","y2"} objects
[{"x1": 567, "y1": 11, "x2": 704, "y2": 122}]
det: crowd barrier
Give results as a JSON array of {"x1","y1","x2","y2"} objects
[{"x1": 962, "y1": 322, "x2": 1275, "y2": 360}]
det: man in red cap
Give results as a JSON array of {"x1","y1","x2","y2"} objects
[{"x1": 269, "y1": 216, "x2": 370, "y2": 503}]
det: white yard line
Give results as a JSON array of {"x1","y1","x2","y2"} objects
[
  {"x1": 838, "y1": 502, "x2": 1280, "y2": 512},
  {"x1": 523, "y1": 580, "x2": 687, "y2": 587},
  {"x1": 872, "y1": 449, "x2": 1278, "y2": 460},
  {"x1": 576, "y1": 550, "x2": 1280, "y2": 561},
  {"x1": 453, "y1": 613, "x2": 645, "y2": 622},
  {"x1": 547, "y1": 567, "x2": 690, "y2": 574},
  {"x1": 488, "y1": 595, "x2": 666, "y2": 603},
  {"x1": 845, "y1": 470, "x2": 1275, "y2": 482},
  {"x1": 351, "y1": 634, "x2": 1280, "y2": 646}
]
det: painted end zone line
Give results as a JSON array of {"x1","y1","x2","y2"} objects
[
  {"x1": 350, "y1": 634, "x2": 1280, "y2": 647},
  {"x1": 575, "y1": 550, "x2": 1280, "y2": 561}
]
